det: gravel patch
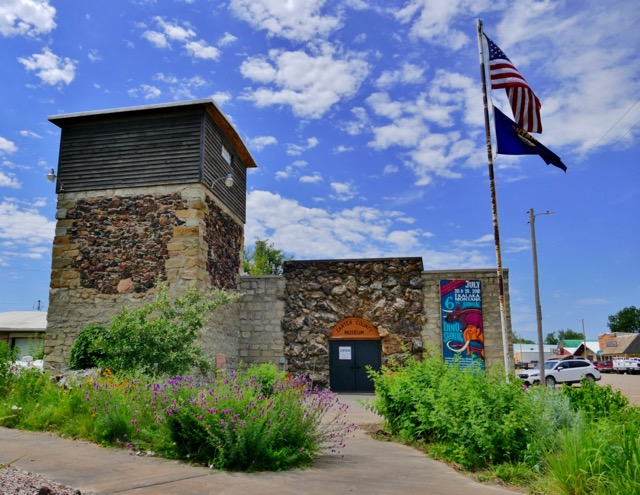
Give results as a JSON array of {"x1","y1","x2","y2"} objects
[{"x1": 0, "y1": 466, "x2": 80, "y2": 495}]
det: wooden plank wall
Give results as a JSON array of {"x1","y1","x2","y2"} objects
[{"x1": 56, "y1": 110, "x2": 203, "y2": 191}]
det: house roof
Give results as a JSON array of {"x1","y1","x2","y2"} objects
[
  {"x1": 0, "y1": 311, "x2": 47, "y2": 332},
  {"x1": 601, "y1": 333, "x2": 640, "y2": 356}
]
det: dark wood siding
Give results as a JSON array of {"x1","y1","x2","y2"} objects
[
  {"x1": 56, "y1": 110, "x2": 203, "y2": 191},
  {"x1": 202, "y1": 114, "x2": 247, "y2": 223}
]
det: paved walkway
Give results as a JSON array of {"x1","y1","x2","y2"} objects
[{"x1": 1, "y1": 395, "x2": 517, "y2": 495}]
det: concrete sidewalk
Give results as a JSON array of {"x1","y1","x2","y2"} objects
[{"x1": 1, "y1": 395, "x2": 518, "y2": 495}]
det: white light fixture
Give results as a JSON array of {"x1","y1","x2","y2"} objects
[
  {"x1": 212, "y1": 173, "x2": 233, "y2": 189},
  {"x1": 46, "y1": 168, "x2": 64, "y2": 191}
]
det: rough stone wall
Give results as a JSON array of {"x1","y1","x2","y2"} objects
[
  {"x1": 45, "y1": 184, "x2": 243, "y2": 369},
  {"x1": 65, "y1": 194, "x2": 186, "y2": 293},
  {"x1": 281, "y1": 258, "x2": 425, "y2": 386},
  {"x1": 421, "y1": 269, "x2": 513, "y2": 369},
  {"x1": 237, "y1": 276, "x2": 286, "y2": 366}
]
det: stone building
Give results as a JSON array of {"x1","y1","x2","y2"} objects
[{"x1": 44, "y1": 100, "x2": 513, "y2": 392}]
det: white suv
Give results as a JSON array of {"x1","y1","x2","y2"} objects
[{"x1": 518, "y1": 359, "x2": 601, "y2": 387}]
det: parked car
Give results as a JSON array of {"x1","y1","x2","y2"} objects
[
  {"x1": 517, "y1": 358, "x2": 601, "y2": 387},
  {"x1": 593, "y1": 360, "x2": 613, "y2": 373},
  {"x1": 613, "y1": 357, "x2": 640, "y2": 374}
]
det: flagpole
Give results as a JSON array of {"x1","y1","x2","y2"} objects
[{"x1": 477, "y1": 19, "x2": 511, "y2": 378}]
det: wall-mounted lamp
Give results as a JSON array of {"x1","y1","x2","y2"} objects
[
  {"x1": 46, "y1": 168, "x2": 64, "y2": 191},
  {"x1": 212, "y1": 173, "x2": 233, "y2": 189}
]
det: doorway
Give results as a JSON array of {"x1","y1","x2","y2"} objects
[{"x1": 329, "y1": 339, "x2": 381, "y2": 392}]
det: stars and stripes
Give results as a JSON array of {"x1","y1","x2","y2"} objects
[{"x1": 485, "y1": 34, "x2": 542, "y2": 134}]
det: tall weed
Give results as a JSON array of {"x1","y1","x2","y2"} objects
[{"x1": 546, "y1": 410, "x2": 640, "y2": 495}]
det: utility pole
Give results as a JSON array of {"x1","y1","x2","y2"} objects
[
  {"x1": 582, "y1": 318, "x2": 587, "y2": 359},
  {"x1": 529, "y1": 208, "x2": 555, "y2": 383}
]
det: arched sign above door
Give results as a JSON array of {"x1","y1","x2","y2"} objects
[{"x1": 330, "y1": 317, "x2": 380, "y2": 340}]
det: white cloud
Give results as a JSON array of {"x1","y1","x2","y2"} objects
[
  {"x1": 240, "y1": 43, "x2": 369, "y2": 118},
  {"x1": 153, "y1": 16, "x2": 195, "y2": 41},
  {"x1": 334, "y1": 145, "x2": 353, "y2": 153},
  {"x1": 150, "y1": 73, "x2": 209, "y2": 100},
  {"x1": 185, "y1": 39, "x2": 220, "y2": 60},
  {"x1": 218, "y1": 32, "x2": 237, "y2": 46},
  {"x1": 87, "y1": 49, "x2": 101, "y2": 62},
  {"x1": 18, "y1": 48, "x2": 76, "y2": 86},
  {"x1": 211, "y1": 91, "x2": 232, "y2": 105},
  {"x1": 375, "y1": 62, "x2": 425, "y2": 89},
  {"x1": 0, "y1": 0, "x2": 56, "y2": 37},
  {"x1": 229, "y1": 0, "x2": 342, "y2": 41},
  {"x1": 0, "y1": 200, "x2": 55, "y2": 259},
  {"x1": 383, "y1": 164, "x2": 398, "y2": 174},
  {"x1": 341, "y1": 107, "x2": 369, "y2": 136},
  {"x1": 300, "y1": 173, "x2": 323, "y2": 183},
  {"x1": 365, "y1": 70, "x2": 484, "y2": 185},
  {"x1": 245, "y1": 190, "x2": 488, "y2": 266},
  {"x1": 248, "y1": 135, "x2": 277, "y2": 151},
  {"x1": 0, "y1": 137, "x2": 18, "y2": 154},
  {"x1": 393, "y1": 0, "x2": 490, "y2": 50},
  {"x1": 128, "y1": 84, "x2": 161, "y2": 100},
  {"x1": 19, "y1": 130, "x2": 42, "y2": 139},
  {"x1": 287, "y1": 137, "x2": 320, "y2": 156},
  {"x1": 143, "y1": 17, "x2": 220, "y2": 61},
  {"x1": 142, "y1": 30, "x2": 169, "y2": 48},
  {"x1": 330, "y1": 181, "x2": 356, "y2": 201},
  {"x1": 0, "y1": 172, "x2": 21, "y2": 188}
]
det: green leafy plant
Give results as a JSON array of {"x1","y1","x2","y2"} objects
[
  {"x1": 243, "y1": 238, "x2": 291, "y2": 275},
  {"x1": 0, "y1": 342, "x2": 17, "y2": 396},
  {"x1": 69, "y1": 324, "x2": 110, "y2": 370},
  {"x1": 69, "y1": 284, "x2": 238, "y2": 375},
  {"x1": 368, "y1": 353, "x2": 533, "y2": 469},
  {"x1": 560, "y1": 378, "x2": 629, "y2": 420}
]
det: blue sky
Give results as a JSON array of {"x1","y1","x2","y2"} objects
[{"x1": 0, "y1": 0, "x2": 638, "y2": 342}]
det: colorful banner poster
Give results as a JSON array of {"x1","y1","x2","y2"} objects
[{"x1": 440, "y1": 280, "x2": 485, "y2": 369}]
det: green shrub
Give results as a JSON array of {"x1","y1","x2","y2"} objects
[
  {"x1": 369, "y1": 353, "x2": 532, "y2": 469},
  {"x1": 560, "y1": 379, "x2": 629, "y2": 420},
  {"x1": 518, "y1": 386, "x2": 578, "y2": 469},
  {"x1": 167, "y1": 370, "x2": 328, "y2": 471},
  {"x1": 0, "y1": 341, "x2": 17, "y2": 396},
  {"x1": 68, "y1": 284, "x2": 238, "y2": 375},
  {"x1": 69, "y1": 324, "x2": 110, "y2": 370}
]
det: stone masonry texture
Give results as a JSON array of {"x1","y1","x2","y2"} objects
[{"x1": 45, "y1": 184, "x2": 243, "y2": 368}]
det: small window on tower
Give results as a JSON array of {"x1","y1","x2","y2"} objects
[{"x1": 221, "y1": 145, "x2": 232, "y2": 165}]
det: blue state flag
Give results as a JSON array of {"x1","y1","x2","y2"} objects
[{"x1": 493, "y1": 106, "x2": 567, "y2": 172}]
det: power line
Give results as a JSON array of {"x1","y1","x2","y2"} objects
[{"x1": 583, "y1": 96, "x2": 640, "y2": 158}]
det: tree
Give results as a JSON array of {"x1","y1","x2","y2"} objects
[
  {"x1": 558, "y1": 329, "x2": 584, "y2": 341},
  {"x1": 243, "y1": 238, "x2": 291, "y2": 275},
  {"x1": 513, "y1": 332, "x2": 535, "y2": 344},
  {"x1": 546, "y1": 329, "x2": 584, "y2": 345},
  {"x1": 607, "y1": 306, "x2": 640, "y2": 333}
]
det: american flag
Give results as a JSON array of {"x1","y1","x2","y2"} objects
[{"x1": 485, "y1": 34, "x2": 542, "y2": 134}]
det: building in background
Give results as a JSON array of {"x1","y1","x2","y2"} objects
[{"x1": 0, "y1": 311, "x2": 46, "y2": 359}]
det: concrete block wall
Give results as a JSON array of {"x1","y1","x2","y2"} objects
[{"x1": 237, "y1": 276, "x2": 286, "y2": 366}]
